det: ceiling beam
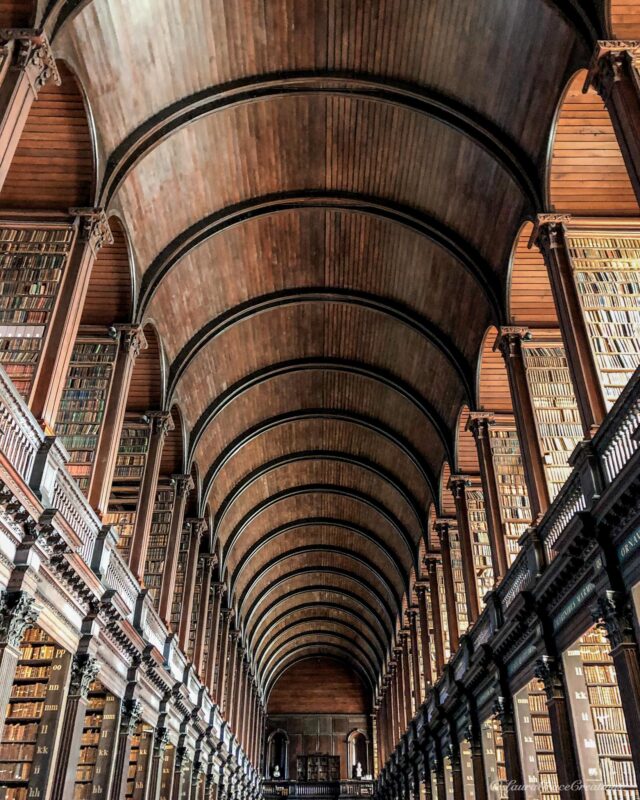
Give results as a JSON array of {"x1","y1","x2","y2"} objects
[
  {"x1": 188, "y1": 357, "x2": 455, "y2": 468},
  {"x1": 201, "y1": 409, "x2": 438, "y2": 507},
  {"x1": 138, "y1": 193, "x2": 504, "y2": 321},
  {"x1": 168, "y1": 289, "x2": 476, "y2": 403}
]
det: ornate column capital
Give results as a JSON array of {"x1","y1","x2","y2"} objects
[
  {"x1": 592, "y1": 590, "x2": 636, "y2": 648},
  {"x1": 495, "y1": 326, "x2": 531, "y2": 359},
  {"x1": 448, "y1": 474, "x2": 472, "y2": 498},
  {"x1": 122, "y1": 698, "x2": 143, "y2": 735},
  {"x1": 534, "y1": 655, "x2": 565, "y2": 701},
  {"x1": 70, "y1": 207, "x2": 114, "y2": 253},
  {"x1": 0, "y1": 29, "x2": 60, "y2": 94},
  {"x1": 148, "y1": 410, "x2": 175, "y2": 438},
  {"x1": 467, "y1": 411, "x2": 495, "y2": 439},
  {"x1": 69, "y1": 652, "x2": 100, "y2": 699},
  {"x1": 186, "y1": 517, "x2": 208, "y2": 540},
  {"x1": 531, "y1": 213, "x2": 572, "y2": 255},
  {"x1": 586, "y1": 41, "x2": 640, "y2": 100},
  {"x1": 172, "y1": 473, "x2": 195, "y2": 499},
  {"x1": 0, "y1": 590, "x2": 39, "y2": 648},
  {"x1": 114, "y1": 324, "x2": 148, "y2": 359}
]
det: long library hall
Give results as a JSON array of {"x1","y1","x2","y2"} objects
[{"x1": 1, "y1": 3, "x2": 640, "y2": 800}]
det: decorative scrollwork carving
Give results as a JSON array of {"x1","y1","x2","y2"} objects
[
  {"x1": 69, "y1": 653, "x2": 100, "y2": 699},
  {"x1": 0, "y1": 590, "x2": 39, "y2": 648}
]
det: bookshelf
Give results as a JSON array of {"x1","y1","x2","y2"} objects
[
  {"x1": 565, "y1": 230, "x2": 640, "y2": 409},
  {"x1": 465, "y1": 486, "x2": 494, "y2": 602},
  {"x1": 577, "y1": 628, "x2": 637, "y2": 800},
  {"x1": 514, "y1": 680, "x2": 560, "y2": 800},
  {"x1": 522, "y1": 339, "x2": 583, "y2": 501},
  {"x1": 0, "y1": 625, "x2": 71, "y2": 800},
  {"x1": 125, "y1": 722, "x2": 153, "y2": 800},
  {"x1": 201, "y1": 588, "x2": 215, "y2": 678},
  {"x1": 159, "y1": 743, "x2": 175, "y2": 800},
  {"x1": 74, "y1": 680, "x2": 121, "y2": 800},
  {"x1": 488, "y1": 422, "x2": 532, "y2": 565},
  {"x1": 143, "y1": 482, "x2": 176, "y2": 610},
  {"x1": 436, "y1": 561, "x2": 451, "y2": 663},
  {"x1": 186, "y1": 559, "x2": 204, "y2": 663},
  {"x1": 444, "y1": 755, "x2": 454, "y2": 799},
  {"x1": 170, "y1": 527, "x2": 190, "y2": 635},
  {"x1": 449, "y1": 526, "x2": 470, "y2": 635},
  {"x1": 425, "y1": 592, "x2": 439, "y2": 680},
  {"x1": 0, "y1": 223, "x2": 75, "y2": 400},
  {"x1": 103, "y1": 413, "x2": 152, "y2": 559},
  {"x1": 57, "y1": 327, "x2": 119, "y2": 494},
  {"x1": 461, "y1": 741, "x2": 476, "y2": 800},
  {"x1": 482, "y1": 718, "x2": 508, "y2": 800},
  {"x1": 296, "y1": 754, "x2": 340, "y2": 782}
]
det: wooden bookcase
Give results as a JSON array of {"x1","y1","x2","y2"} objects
[
  {"x1": 514, "y1": 679, "x2": 560, "y2": 800},
  {"x1": 522, "y1": 336, "x2": 583, "y2": 502},
  {"x1": 465, "y1": 486, "x2": 494, "y2": 602},
  {"x1": 0, "y1": 625, "x2": 71, "y2": 800},
  {"x1": 125, "y1": 722, "x2": 153, "y2": 800},
  {"x1": 143, "y1": 482, "x2": 176, "y2": 610},
  {"x1": 449, "y1": 525, "x2": 469, "y2": 636},
  {"x1": 566, "y1": 628, "x2": 638, "y2": 800},
  {"x1": 170, "y1": 528, "x2": 190, "y2": 635},
  {"x1": 488, "y1": 420, "x2": 532, "y2": 566},
  {"x1": 482, "y1": 718, "x2": 508, "y2": 800},
  {"x1": 186, "y1": 559, "x2": 204, "y2": 662},
  {"x1": 57, "y1": 326, "x2": 119, "y2": 494},
  {"x1": 159, "y1": 743, "x2": 176, "y2": 800},
  {"x1": 0, "y1": 222, "x2": 74, "y2": 401},
  {"x1": 74, "y1": 680, "x2": 120, "y2": 800},
  {"x1": 565, "y1": 229, "x2": 640, "y2": 410},
  {"x1": 103, "y1": 413, "x2": 152, "y2": 559},
  {"x1": 296, "y1": 754, "x2": 340, "y2": 782},
  {"x1": 461, "y1": 741, "x2": 476, "y2": 800},
  {"x1": 436, "y1": 561, "x2": 451, "y2": 662}
]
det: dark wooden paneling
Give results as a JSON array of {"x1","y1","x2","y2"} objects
[
  {"x1": 268, "y1": 657, "x2": 369, "y2": 714},
  {"x1": 0, "y1": 0, "x2": 34, "y2": 26},
  {"x1": 81, "y1": 218, "x2": 132, "y2": 325}
]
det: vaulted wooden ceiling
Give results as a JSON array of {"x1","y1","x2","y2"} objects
[{"x1": 47, "y1": 0, "x2": 611, "y2": 697}]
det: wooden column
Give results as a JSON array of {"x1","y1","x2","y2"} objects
[
  {"x1": 381, "y1": 678, "x2": 392, "y2": 760},
  {"x1": 128, "y1": 412, "x2": 173, "y2": 581},
  {"x1": 425, "y1": 557, "x2": 445, "y2": 673},
  {"x1": 216, "y1": 608, "x2": 232, "y2": 713},
  {"x1": 225, "y1": 633, "x2": 239, "y2": 731},
  {"x1": 407, "y1": 609, "x2": 422, "y2": 707},
  {"x1": 110, "y1": 699, "x2": 142, "y2": 800},
  {"x1": 389, "y1": 664, "x2": 399, "y2": 745},
  {"x1": 435, "y1": 520, "x2": 460, "y2": 651},
  {"x1": 496, "y1": 327, "x2": 550, "y2": 519},
  {"x1": 31, "y1": 210, "x2": 114, "y2": 430},
  {"x1": 449, "y1": 744, "x2": 464, "y2": 800},
  {"x1": 50, "y1": 653, "x2": 100, "y2": 800},
  {"x1": 178, "y1": 519, "x2": 207, "y2": 652},
  {"x1": 394, "y1": 649, "x2": 407, "y2": 734},
  {"x1": 148, "y1": 727, "x2": 170, "y2": 800},
  {"x1": 596, "y1": 591, "x2": 640, "y2": 783},
  {"x1": 587, "y1": 42, "x2": 640, "y2": 209},
  {"x1": 449, "y1": 476, "x2": 480, "y2": 623},
  {"x1": 240, "y1": 658, "x2": 251, "y2": 749},
  {"x1": 400, "y1": 630, "x2": 413, "y2": 721},
  {"x1": 158, "y1": 475, "x2": 193, "y2": 626},
  {"x1": 0, "y1": 32, "x2": 60, "y2": 190},
  {"x1": 468, "y1": 413, "x2": 509, "y2": 579},
  {"x1": 193, "y1": 558, "x2": 215, "y2": 678},
  {"x1": 494, "y1": 697, "x2": 525, "y2": 800},
  {"x1": 533, "y1": 215, "x2": 607, "y2": 435},
  {"x1": 205, "y1": 583, "x2": 223, "y2": 693},
  {"x1": 0, "y1": 590, "x2": 39, "y2": 741},
  {"x1": 415, "y1": 584, "x2": 433, "y2": 691},
  {"x1": 534, "y1": 656, "x2": 583, "y2": 800},
  {"x1": 88, "y1": 325, "x2": 148, "y2": 514},
  {"x1": 465, "y1": 730, "x2": 488, "y2": 800}
]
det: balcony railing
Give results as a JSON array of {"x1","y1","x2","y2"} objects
[{"x1": 263, "y1": 781, "x2": 375, "y2": 798}]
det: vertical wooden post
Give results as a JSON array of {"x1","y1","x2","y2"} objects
[
  {"x1": 110, "y1": 699, "x2": 142, "y2": 800},
  {"x1": 416, "y1": 584, "x2": 433, "y2": 691},
  {"x1": 449, "y1": 744, "x2": 464, "y2": 800},
  {"x1": 50, "y1": 653, "x2": 100, "y2": 800},
  {"x1": 216, "y1": 608, "x2": 232, "y2": 712},
  {"x1": 225, "y1": 631, "x2": 239, "y2": 730},
  {"x1": 435, "y1": 520, "x2": 460, "y2": 651},
  {"x1": 0, "y1": 32, "x2": 60, "y2": 189},
  {"x1": 595, "y1": 591, "x2": 640, "y2": 783},
  {"x1": 533, "y1": 216, "x2": 607, "y2": 435},
  {"x1": 496, "y1": 327, "x2": 550, "y2": 519},
  {"x1": 407, "y1": 609, "x2": 422, "y2": 707},
  {"x1": 534, "y1": 656, "x2": 584, "y2": 800},
  {"x1": 148, "y1": 727, "x2": 170, "y2": 800},
  {"x1": 586, "y1": 42, "x2": 640, "y2": 208},
  {"x1": 494, "y1": 696, "x2": 525, "y2": 800},
  {"x1": 389, "y1": 664, "x2": 399, "y2": 745},
  {"x1": 0, "y1": 590, "x2": 39, "y2": 741},
  {"x1": 31, "y1": 210, "x2": 114, "y2": 430},
  {"x1": 449, "y1": 477, "x2": 480, "y2": 623},
  {"x1": 425, "y1": 558, "x2": 445, "y2": 673},
  {"x1": 158, "y1": 475, "x2": 193, "y2": 627},
  {"x1": 129, "y1": 411, "x2": 173, "y2": 581},
  {"x1": 401, "y1": 631, "x2": 413, "y2": 722},
  {"x1": 178, "y1": 519, "x2": 207, "y2": 652},
  {"x1": 88, "y1": 325, "x2": 148, "y2": 514},
  {"x1": 193, "y1": 558, "x2": 215, "y2": 678},
  {"x1": 468, "y1": 413, "x2": 509, "y2": 579},
  {"x1": 204, "y1": 583, "x2": 223, "y2": 694},
  {"x1": 394, "y1": 648, "x2": 407, "y2": 734},
  {"x1": 465, "y1": 729, "x2": 488, "y2": 800}
]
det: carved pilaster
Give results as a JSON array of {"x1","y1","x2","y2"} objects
[
  {"x1": 0, "y1": 29, "x2": 60, "y2": 93},
  {"x1": 70, "y1": 207, "x2": 114, "y2": 253},
  {"x1": 0, "y1": 589, "x2": 38, "y2": 647}
]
